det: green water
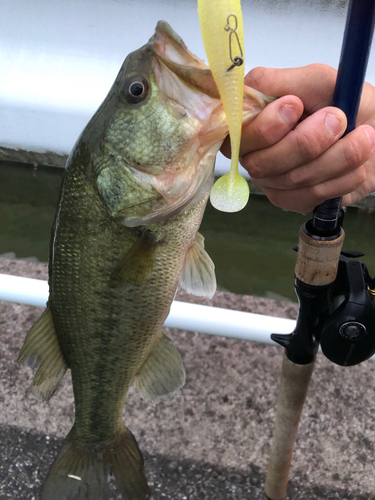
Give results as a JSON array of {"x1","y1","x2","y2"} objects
[{"x1": 1, "y1": 162, "x2": 374, "y2": 301}]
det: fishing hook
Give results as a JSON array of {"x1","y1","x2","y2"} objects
[{"x1": 225, "y1": 14, "x2": 244, "y2": 71}]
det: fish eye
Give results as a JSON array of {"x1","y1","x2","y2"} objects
[{"x1": 122, "y1": 77, "x2": 149, "y2": 104}]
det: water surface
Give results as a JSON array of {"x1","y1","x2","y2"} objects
[{"x1": 1, "y1": 162, "x2": 374, "y2": 301}]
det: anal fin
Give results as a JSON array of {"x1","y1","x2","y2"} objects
[
  {"x1": 134, "y1": 332, "x2": 186, "y2": 402},
  {"x1": 18, "y1": 307, "x2": 68, "y2": 400},
  {"x1": 179, "y1": 232, "x2": 216, "y2": 298}
]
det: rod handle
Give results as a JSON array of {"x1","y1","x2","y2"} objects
[{"x1": 264, "y1": 355, "x2": 315, "y2": 500}]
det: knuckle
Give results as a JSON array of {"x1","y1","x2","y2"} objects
[
  {"x1": 284, "y1": 168, "x2": 304, "y2": 189},
  {"x1": 264, "y1": 190, "x2": 283, "y2": 208},
  {"x1": 357, "y1": 165, "x2": 367, "y2": 184},
  {"x1": 306, "y1": 64, "x2": 337, "y2": 111},
  {"x1": 242, "y1": 153, "x2": 267, "y2": 179},
  {"x1": 308, "y1": 63, "x2": 336, "y2": 82},
  {"x1": 245, "y1": 158, "x2": 264, "y2": 179},
  {"x1": 245, "y1": 66, "x2": 269, "y2": 91},
  {"x1": 342, "y1": 139, "x2": 364, "y2": 168},
  {"x1": 309, "y1": 184, "x2": 326, "y2": 205},
  {"x1": 265, "y1": 187, "x2": 312, "y2": 214},
  {"x1": 248, "y1": 174, "x2": 260, "y2": 187},
  {"x1": 295, "y1": 130, "x2": 323, "y2": 161},
  {"x1": 255, "y1": 121, "x2": 279, "y2": 148}
]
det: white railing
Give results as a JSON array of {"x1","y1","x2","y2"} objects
[
  {"x1": 0, "y1": 273, "x2": 295, "y2": 345},
  {"x1": 2, "y1": 273, "x2": 375, "y2": 361}
]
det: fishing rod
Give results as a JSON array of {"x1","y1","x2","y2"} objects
[{"x1": 264, "y1": 1, "x2": 375, "y2": 499}]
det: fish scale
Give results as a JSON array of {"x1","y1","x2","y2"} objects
[{"x1": 51, "y1": 161, "x2": 208, "y2": 442}]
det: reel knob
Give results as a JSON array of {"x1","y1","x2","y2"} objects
[{"x1": 320, "y1": 301, "x2": 375, "y2": 366}]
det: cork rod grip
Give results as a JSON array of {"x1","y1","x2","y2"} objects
[
  {"x1": 295, "y1": 227, "x2": 345, "y2": 287},
  {"x1": 264, "y1": 355, "x2": 315, "y2": 500}
]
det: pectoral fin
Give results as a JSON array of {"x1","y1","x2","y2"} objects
[
  {"x1": 179, "y1": 232, "x2": 216, "y2": 298},
  {"x1": 18, "y1": 307, "x2": 68, "y2": 400},
  {"x1": 134, "y1": 332, "x2": 185, "y2": 402},
  {"x1": 110, "y1": 231, "x2": 159, "y2": 287}
]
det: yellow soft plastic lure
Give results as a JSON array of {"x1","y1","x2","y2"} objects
[{"x1": 198, "y1": 0, "x2": 249, "y2": 212}]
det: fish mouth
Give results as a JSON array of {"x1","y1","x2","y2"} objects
[
  {"x1": 119, "y1": 22, "x2": 271, "y2": 228},
  {"x1": 118, "y1": 22, "x2": 226, "y2": 228},
  {"x1": 151, "y1": 21, "x2": 220, "y2": 99}
]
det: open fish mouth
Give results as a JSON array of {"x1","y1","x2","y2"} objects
[
  {"x1": 151, "y1": 21, "x2": 220, "y2": 99},
  {"x1": 116, "y1": 22, "x2": 227, "y2": 228},
  {"x1": 153, "y1": 21, "x2": 206, "y2": 68},
  {"x1": 113, "y1": 22, "x2": 273, "y2": 228}
]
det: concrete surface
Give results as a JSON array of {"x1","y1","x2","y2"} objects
[{"x1": 1, "y1": 257, "x2": 375, "y2": 499}]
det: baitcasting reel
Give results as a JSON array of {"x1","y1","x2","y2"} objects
[
  {"x1": 272, "y1": 249, "x2": 375, "y2": 367},
  {"x1": 320, "y1": 251, "x2": 375, "y2": 366}
]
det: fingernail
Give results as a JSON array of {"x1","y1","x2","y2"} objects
[
  {"x1": 325, "y1": 113, "x2": 344, "y2": 136},
  {"x1": 364, "y1": 126, "x2": 375, "y2": 148},
  {"x1": 279, "y1": 105, "x2": 298, "y2": 125}
]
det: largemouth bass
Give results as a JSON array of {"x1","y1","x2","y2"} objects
[{"x1": 18, "y1": 21, "x2": 272, "y2": 500}]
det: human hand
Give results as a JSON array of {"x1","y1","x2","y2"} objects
[{"x1": 221, "y1": 64, "x2": 375, "y2": 213}]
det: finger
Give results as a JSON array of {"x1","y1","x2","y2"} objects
[
  {"x1": 262, "y1": 166, "x2": 367, "y2": 214},
  {"x1": 253, "y1": 124, "x2": 375, "y2": 190},
  {"x1": 358, "y1": 81, "x2": 375, "y2": 125},
  {"x1": 245, "y1": 64, "x2": 337, "y2": 113},
  {"x1": 342, "y1": 155, "x2": 375, "y2": 206},
  {"x1": 241, "y1": 107, "x2": 347, "y2": 179},
  {"x1": 220, "y1": 95, "x2": 303, "y2": 159}
]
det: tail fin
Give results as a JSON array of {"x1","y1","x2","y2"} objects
[{"x1": 41, "y1": 427, "x2": 150, "y2": 500}]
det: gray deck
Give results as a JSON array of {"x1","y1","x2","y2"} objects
[{"x1": 1, "y1": 257, "x2": 375, "y2": 499}]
